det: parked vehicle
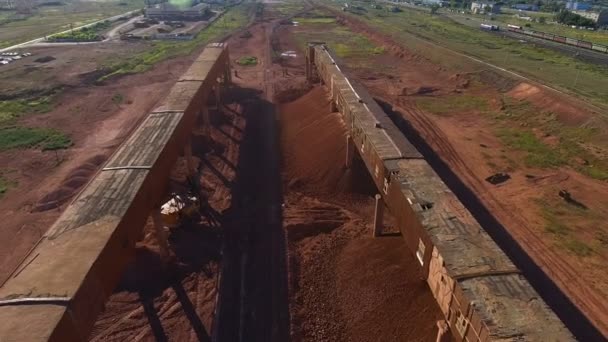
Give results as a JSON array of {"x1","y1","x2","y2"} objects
[{"x1": 480, "y1": 23, "x2": 499, "y2": 31}]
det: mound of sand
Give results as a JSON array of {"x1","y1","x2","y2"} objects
[{"x1": 279, "y1": 86, "x2": 350, "y2": 192}]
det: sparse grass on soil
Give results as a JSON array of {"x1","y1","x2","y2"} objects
[
  {"x1": 321, "y1": 1, "x2": 608, "y2": 107},
  {"x1": 536, "y1": 198, "x2": 597, "y2": 257},
  {"x1": 269, "y1": 1, "x2": 307, "y2": 16},
  {"x1": 0, "y1": 0, "x2": 143, "y2": 48},
  {"x1": 0, "y1": 127, "x2": 71, "y2": 151},
  {"x1": 416, "y1": 94, "x2": 489, "y2": 116},
  {"x1": 497, "y1": 128, "x2": 566, "y2": 168},
  {"x1": 99, "y1": 3, "x2": 250, "y2": 81},
  {"x1": 494, "y1": 99, "x2": 608, "y2": 180},
  {"x1": 293, "y1": 21, "x2": 382, "y2": 61},
  {"x1": 293, "y1": 17, "x2": 336, "y2": 24},
  {"x1": 0, "y1": 97, "x2": 54, "y2": 125},
  {"x1": 236, "y1": 56, "x2": 258, "y2": 65}
]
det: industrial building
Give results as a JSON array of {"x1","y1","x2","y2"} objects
[
  {"x1": 511, "y1": 3, "x2": 539, "y2": 11},
  {"x1": 566, "y1": 1, "x2": 592, "y2": 11},
  {"x1": 573, "y1": 9, "x2": 608, "y2": 26},
  {"x1": 145, "y1": 2, "x2": 210, "y2": 21},
  {"x1": 471, "y1": 1, "x2": 501, "y2": 14}
]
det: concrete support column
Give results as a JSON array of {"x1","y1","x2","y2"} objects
[
  {"x1": 373, "y1": 194, "x2": 384, "y2": 237},
  {"x1": 330, "y1": 100, "x2": 337, "y2": 113},
  {"x1": 345, "y1": 135, "x2": 354, "y2": 169},
  {"x1": 151, "y1": 210, "x2": 171, "y2": 261},
  {"x1": 202, "y1": 106, "x2": 210, "y2": 136},
  {"x1": 184, "y1": 138, "x2": 196, "y2": 179},
  {"x1": 224, "y1": 62, "x2": 232, "y2": 84},
  {"x1": 214, "y1": 84, "x2": 221, "y2": 109},
  {"x1": 435, "y1": 320, "x2": 451, "y2": 342}
]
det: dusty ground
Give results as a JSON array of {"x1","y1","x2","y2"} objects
[
  {"x1": 0, "y1": 42, "x2": 197, "y2": 286},
  {"x1": 279, "y1": 86, "x2": 443, "y2": 341},
  {"x1": 298, "y1": 8, "x2": 608, "y2": 337},
  {"x1": 90, "y1": 6, "x2": 444, "y2": 340},
  {"x1": 5, "y1": 1, "x2": 603, "y2": 340}
]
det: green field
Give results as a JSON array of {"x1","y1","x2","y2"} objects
[
  {"x1": 49, "y1": 20, "x2": 111, "y2": 41},
  {"x1": 324, "y1": 1, "x2": 608, "y2": 108},
  {"x1": 0, "y1": 127, "x2": 71, "y2": 151},
  {"x1": 292, "y1": 19, "x2": 382, "y2": 62},
  {"x1": 0, "y1": 0, "x2": 143, "y2": 48}
]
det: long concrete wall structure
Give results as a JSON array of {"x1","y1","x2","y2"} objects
[
  {"x1": 306, "y1": 43, "x2": 575, "y2": 341},
  {"x1": 0, "y1": 42, "x2": 231, "y2": 342}
]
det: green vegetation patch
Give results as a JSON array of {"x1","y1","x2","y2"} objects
[
  {"x1": 293, "y1": 17, "x2": 336, "y2": 24},
  {"x1": 0, "y1": 127, "x2": 71, "y2": 151},
  {"x1": 494, "y1": 98, "x2": 608, "y2": 180},
  {"x1": 497, "y1": 128, "x2": 566, "y2": 168},
  {"x1": 563, "y1": 239, "x2": 594, "y2": 257},
  {"x1": 293, "y1": 23, "x2": 382, "y2": 60},
  {"x1": 0, "y1": 97, "x2": 53, "y2": 125},
  {"x1": 236, "y1": 56, "x2": 258, "y2": 66},
  {"x1": 536, "y1": 198, "x2": 596, "y2": 257},
  {"x1": 49, "y1": 20, "x2": 111, "y2": 42},
  {"x1": 416, "y1": 94, "x2": 489, "y2": 116}
]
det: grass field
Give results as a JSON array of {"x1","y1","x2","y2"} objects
[
  {"x1": 324, "y1": 1, "x2": 608, "y2": 108},
  {"x1": 292, "y1": 19, "x2": 382, "y2": 63},
  {"x1": 0, "y1": 126, "x2": 71, "y2": 151},
  {"x1": 0, "y1": 96, "x2": 54, "y2": 125},
  {"x1": 0, "y1": 0, "x2": 143, "y2": 48}
]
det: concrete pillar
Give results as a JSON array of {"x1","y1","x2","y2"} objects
[
  {"x1": 202, "y1": 106, "x2": 210, "y2": 136},
  {"x1": 224, "y1": 62, "x2": 231, "y2": 84},
  {"x1": 330, "y1": 100, "x2": 337, "y2": 112},
  {"x1": 151, "y1": 211, "x2": 171, "y2": 261},
  {"x1": 214, "y1": 84, "x2": 221, "y2": 109},
  {"x1": 373, "y1": 194, "x2": 384, "y2": 237},
  {"x1": 345, "y1": 135, "x2": 354, "y2": 169},
  {"x1": 436, "y1": 320, "x2": 451, "y2": 342},
  {"x1": 184, "y1": 138, "x2": 196, "y2": 179}
]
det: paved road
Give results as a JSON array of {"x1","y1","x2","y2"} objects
[{"x1": 0, "y1": 9, "x2": 141, "y2": 52}]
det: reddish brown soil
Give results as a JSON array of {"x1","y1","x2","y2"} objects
[
  {"x1": 89, "y1": 98, "x2": 246, "y2": 340},
  {"x1": 89, "y1": 25, "x2": 264, "y2": 342},
  {"x1": 279, "y1": 87, "x2": 443, "y2": 341},
  {"x1": 0, "y1": 52, "x2": 198, "y2": 287},
  {"x1": 279, "y1": 87, "x2": 349, "y2": 192},
  {"x1": 318, "y1": 8, "x2": 608, "y2": 337}
]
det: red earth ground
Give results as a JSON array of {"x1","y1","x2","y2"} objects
[
  {"x1": 303, "y1": 8, "x2": 608, "y2": 337},
  {"x1": 279, "y1": 86, "x2": 444, "y2": 341},
  {"x1": 0, "y1": 49, "x2": 197, "y2": 287}
]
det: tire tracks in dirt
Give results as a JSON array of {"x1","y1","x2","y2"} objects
[{"x1": 381, "y1": 97, "x2": 607, "y2": 339}]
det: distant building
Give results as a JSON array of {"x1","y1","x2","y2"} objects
[
  {"x1": 471, "y1": 1, "x2": 501, "y2": 14},
  {"x1": 565, "y1": 1, "x2": 592, "y2": 11},
  {"x1": 145, "y1": 2, "x2": 210, "y2": 21},
  {"x1": 573, "y1": 9, "x2": 608, "y2": 25},
  {"x1": 511, "y1": 4, "x2": 539, "y2": 11}
]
